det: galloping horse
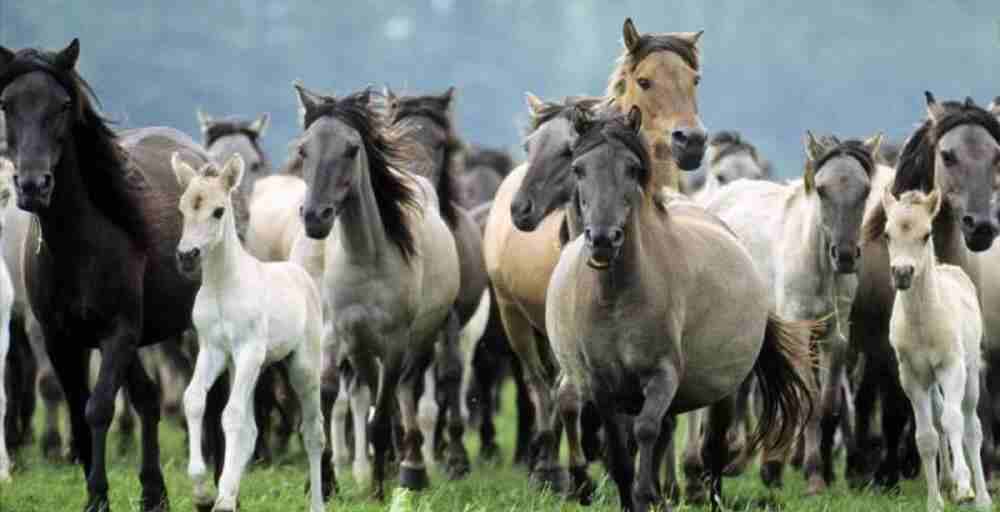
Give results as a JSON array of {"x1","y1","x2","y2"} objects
[
  {"x1": 295, "y1": 84, "x2": 460, "y2": 498},
  {"x1": 484, "y1": 17, "x2": 706, "y2": 494},
  {"x1": 547, "y1": 109, "x2": 814, "y2": 512},
  {"x1": 0, "y1": 40, "x2": 208, "y2": 511}
]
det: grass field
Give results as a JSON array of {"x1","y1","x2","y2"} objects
[{"x1": 0, "y1": 384, "x2": 976, "y2": 511}]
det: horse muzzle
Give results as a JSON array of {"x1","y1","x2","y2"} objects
[
  {"x1": 176, "y1": 248, "x2": 202, "y2": 278},
  {"x1": 830, "y1": 245, "x2": 861, "y2": 274},
  {"x1": 302, "y1": 202, "x2": 343, "y2": 240},
  {"x1": 671, "y1": 127, "x2": 707, "y2": 171},
  {"x1": 585, "y1": 226, "x2": 624, "y2": 270},
  {"x1": 14, "y1": 172, "x2": 53, "y2": 212},
  {"x1": 891, "y1": 265, "x2": 914, "y2": 290},
  {"x1": 960, "y1": 213, "x2": 998, "y2": 252}
]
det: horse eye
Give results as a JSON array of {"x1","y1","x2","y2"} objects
[
  {"x1": 572, "y1": 165, "x2": 584, "y2": 178},
  {"x1": 561, "y1": 147, "x2": 573, "y2": 158},
  {"x1": 345, "y1": 144, "x2": 360, "y2": 158},
  {"x1": 637, "y1": 78, "x2": 652, "y2": 90},
  {"x1": 941, "y1": 149, "x2": 957, "y2": 167},
  {"x1": 212, "y1": 207, "x2": 225, "y2": 219},
  {"x1": 298, "y1": 146, "x2": 308, "y2": 159},
  {"x1": 882, "y1": 231, "x2": 891, "y2": 242},
  {"x1": 923, "y1": 233, "x2": 931, "y2": 243},
  {"x1": 250, "y1": 162, "x2": 261, "y2": 173},
  {"x1": 717, "y1": 176, "x2": 727, "y2": 185},
  {"x1": 694, "y1": 75, "x2": 702, "y2": 86},
  {"x1": 0, "y1": 100, "x2": 5, "y2": 112}
]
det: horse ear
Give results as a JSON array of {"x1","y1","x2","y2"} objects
[
  {"x1": 293, "y1": 81, "x2": 325, "y2": 127},
  {"x1": 525, "y1": 92, "x2": 545, "y2": 116},
  {"x1": 626, "y1": 106, "x2": 643, "y2": 134},
  {"x1": 623, "y1": 18, "x2": 641, "y2": 54},
  {"x1": 55, "y1": 38, "x2": 80, "y2": 70},
  {"x1": 675, "y1": 30, "x2": 704, "y2": 46},
  {"x1": 221, "y1": 154, "x2": 245, "y2": 191},
  {"x1": 925, "y1": 91, "x2": 945, "y2": 124},
  {"x1": 440, "y1": 86, "x2": 456, "y2": 107},
  {"x1": 926, "y1": 189, "x2": 942, "y2": 219},
  {"x1": 881, "y1": 187, "x2": 898, "y2": 212},
  {"x1": 0, "y1": 46, "x2": 14, "y2": 67},
  {"x1": 196, "y1": 109, "x2": 213, "y2": 134},
  {"x1": 384, "y1": 85, "x2": 398, "y2": 109},
  {"x1": 803, "y1": 130, "x2": 825, "y2": 163},
  {"x1": 249, "y1": 113, "x2": 270, "y2": 138},
  {"x1": 171, "y1": 152, "x2": 198, "y2": 190},
  {"x1": 863, "y1": 132, "x2": 884, "y2": 160},
  {"x1": 964, "y1": 96, "x2": 977, "y2": 109}
]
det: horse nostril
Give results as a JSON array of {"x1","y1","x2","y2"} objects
[
  {"x1": 584, "y1": 227, "x2": 593, "y2": 243},
  {"x1": 672, "y1": 131, "x2": 689, "y2": 147},
  {"x1": 610, "y1": 228, "x2": 624, "y2": 245},
  {"x1": 962, "y1": 215, "x2": 976, "y2": 230},
  {"x1": 512, "y1": 199, "x2": 533, "y2": 218},
  {"x1": 830, "y1": 245, "x2": 838, "y2": 259},
  {"x1": 855, "y1": 246, "x2": 862, "y2": 259},
  {"x1": 40, "y1": 174, "x2": 52, "y2": 190}
]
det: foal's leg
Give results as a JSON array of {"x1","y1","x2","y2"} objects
[
  {"x1": 938, "y1": 361, "x2": 974, "y2": 502},
  {"x1": 633, "y1": 366, "x2": 679, "y2": 512},
  {"x1": 900, "y1": 370, "x2": 943, "y2": 512},
  {"x1": 287, "y1": 350, "x2": 327, "y2": 512},
  {"x1": 962, "y1": 356, "x2": 992, "y2": 510},
  {"x1": 183, "y1": 345, "x2": 227, "y2": 511},
  {"x1": 215, "y1": 348, "x2": 266, "y2": 511},
  {"x1": 0, "y1": 312, "x2": 10, "y2": 482},
  {"x1": 125, "y1": 354, "x2": 169, "y2": 511},
  {"x1": 557, "y1": 378, "x2": 595, "y2": 504}
]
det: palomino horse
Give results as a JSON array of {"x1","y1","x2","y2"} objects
[
  {"x1": 703, "y1": 132, "x2": 883, "y2": 496},
  {"x1": 0, "y1": 159, "x2": 16, "y2": 482},
  {"x1": 385, "y1": 86, "x2": 490, "y2": 478},
  {"x1": 690, "y1": 131, "x2": 767, "y2": 204},
  {"x1": 0, "y1": 40, "x2": 209, "y2": 511},
  {"x1": 853, "y1": 94, "x2": 1000, "y2": 490},
  {"x1": 882, "y1": 189, "x2": 991, "y2": 512},
  {"x1": 547, "y1": 109, "x2": 814, "y2": 512},
  {"x1": 173, "y1": 153, "x2": 328, "y2": 512},
  {"x1": 295, "y1": 84, "x2": 460, "y2": 498},
  {"x1": 484, "y1": 18, "x2": 707, "y2": 494}
]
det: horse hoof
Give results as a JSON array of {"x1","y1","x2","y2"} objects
[
  {"x1": 684, "y1": 480, "x2": 708, "y2": 505},
  {"x1": 479, "y1": 442, "x2": 500, "y2": 463},
  {"x1": 195, "y1": 504, "x2": 213, "y2": 512},
  {"x1": 84, "y1": 495, "x2": 110, "y2": 512},
  {"x1": 399, "y1": 465, "x2": 429, "y2": 491},
  {"x1": 320, "y1": 458, "x2": 337, "y2": 500},
  {"x1": 531, "y1": 466, "x2": 567, "y2": 493},
  {"x1": 568, "y1": 466, "x2": 596, "y2": 505},
  {"x1": 446, "y1": 455, "x2": 471, "y2": 480},
  {"x1": 805, "y1": 474, "x2": 827, "y2": 496},
  {"x1": 41, "y1": 431, "x2": 63, "y2": 461},
  {"x1": 139, "y1": 489, "x2": 169, "y2": 512},
  {"x1": 954, "y1": 486, "x2": 976, "y2": 504},
  {"x1": 760, "y1": 461, "x2": 784, "y2": 489}
]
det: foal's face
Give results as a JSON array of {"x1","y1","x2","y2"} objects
[
  {"x1": 511, "y1": 116, "x2": 577, "y2": 231},
  {"x1": 932, "y1": 123, "x2": 1000, "y2": 252},
  {"x1": 882, "y1": 190, "x2": 940, "y2": 290},
  {"x1": 574, "y1": 128, "x2": 645, "y2": 270},
  {"x1": 173, "y1": 153, "x2": 243, "y2": 277},
  {"x1": 299, "y1": 116, "x2": 362, "y2": 239}
]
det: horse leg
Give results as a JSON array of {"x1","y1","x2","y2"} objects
[
  {"x1": 9, "y1": 314, "x2": 37, "y2": 450},
  {"x1": 329, "y1": 362, "x2": 352, "y2": 478},
  {"x1": 215, "y1": 348, "x2": 265, "y2": 512},
  {"x1": 848, "y1": 351, "x2": 880, "y2": 488},
  {"x1": 115, "y1": 387, "x2": 136, "y2": 457},
  {"x1": 660, "y1": 416, "x2": 680, "y2": 504},
  {"x1": 702, "y1": 393, "x2": 738, "y2": 511},
  {"x1": 287, "y1": 349, "x2": 328, "y2": 512},
  {"x1": 471, "y1": 336, "x2": 501, "y2": 462},
  {"x1": 962, "y1": 357, "x2": 992, "y2": 509},
  {"x1": 251, "y1": 365, "x2": 276, "y2": 465},
  {"x1": 0, "y1": 310, "x2": 10, "y2": 482},
  {"x1": 933, "y1": 361, "x2": 974, "y2": 503},
  {"x1": 416, "y1": 363, "x2": 439, "y2": 466},
  {"x1": 632, "y1": 366, "x2": 678, "y2": 512},
  {"x1": 348, "y1": 366, "x2": 374, "y2": 489},
  {"x1": 557, "y1": 378, "x2": 595, "y2": 504},
  {"x1": 439, "y1": 311, "x2": 470, "y2": 479},
  {"x1": 30, "y1": 313, "x2": 63, "y2": 460},
  {"x1": 183, "y1": 344, "x2": 227, "y2": 512},
  {"x1": 599, "y1": 406, "x2": 635, "y2": 512},
  {"x1": 511, "y1": 354, "x2": 534, "y2": 467},
  {"x1": 397, "y1": 346, "x2": 436, "y2": 492},
  {"x1": 724, "y1": 377, "x2": 754, "y2": 476},
  {"x1": 976, "y1": 370, "x2": 993, "y2": 483},
  {"x1": 320, "y1": 347, "x2": 342, "y2": 493},
  {"x1": 899, "y1": 369, "x2": 944, "y2": 511},
  {"x1": 369, "y1": 353, "x2": 401, "y2": 500},
  {"x1": 682, "y1": 409, "x2": 707, "y2": 502},
  {"x1": 125, "y1": 354, "x2": 168, "y2": 511},
  {"x1": 875, "y1": 365, "x2": 909, "y2": 492}
]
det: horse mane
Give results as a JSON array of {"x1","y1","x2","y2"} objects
[
  {"x1": 863, "y1": 100, "x2": 1000, "y2": 243},
  {"x1": 527, "y1": 96, "x2": 606, "y2": 133},
  {"x1": 573, "y1": 113, "x2": 653, "y2": 191},
  {"x1": 708, "y1": 130, "x2": 759, "y2": 166},
  {"x1": 0, "y1": 48, "x2": 149, "y2": 247},
  {"x1": 465, "y1": 145, "x2": 514, "y2": 177},
  {"x1": 813, "y1": 139, "x2": 876, "y2": 178},
  {"x1": 203, "y1": 117, "x2": 271, "y2": 169},
  {"x1": 606, "y1": 34, "x2": 700, "y2": 99},
  {"x1": 387, "y1": 93, "x2": 463, "y2": 226},
  {"x1": 305, "y1": 89, "x2": 419, "y2": 261}
]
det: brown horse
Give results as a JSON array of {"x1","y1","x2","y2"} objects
[
  {"x1": 483, "y1": 17, "x2": 706, "y2": 493},
  {"x1": 0, "y1": 40, "x2": 209, "y2": 512}
]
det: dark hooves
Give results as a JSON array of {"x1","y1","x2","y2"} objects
[
  {"x1": 568, "y1": 466, "x2": 596, "y2": 505},
  {"x1": 84, "y1": 495, "x2": 110, "y2": 512},
  {"x1": 195, "y1": 504, "x2": 213, "y2": 512},
  {"x1": 759, "y1": 461, "x2": 784, "y2": 489},
  {"x1": 446, "y1": 454, "x2": 471, "y2": 480},
  {"x1": 531, "y1": 466, "x2": 567, "y2": 494},
  {"x1": 399, "y1": 465, "x2": 430, "y2": 491},
  {"x1": 139, "y1": 491, "x2": 169, "y2": 512},
  {"x1": 41, "y1": 431, "x2": 63, "y2": 461},
  {"x1": 479, "y1": 442, "x2": 501, "y2": 463},
  {"x1": 684, "y1": 479, "x2": 708, "y2": 505}
]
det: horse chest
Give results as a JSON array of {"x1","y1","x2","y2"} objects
[{"x1": 193, "y1": 288, "x2": 264, "y2": 351}]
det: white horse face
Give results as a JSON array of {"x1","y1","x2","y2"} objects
[
  {"x1": 172, "y1": 153, "x2": 244, "y2": 276},
  {"x1": 882, "y1": 189, "x2": 941, "y2": 290}
]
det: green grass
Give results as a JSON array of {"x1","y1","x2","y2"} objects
[{"x1": 0, "y1": 384, "x2": 982, "y2": 511}]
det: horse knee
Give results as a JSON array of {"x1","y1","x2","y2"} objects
[
  {"x1": 222, "y1": 405, "x2": 255, "y2": 436},
  {"x1": 184, "y1": 388, "x2": 207, "y2": 420},
  {"x1": 634, "y1": 416, "x2": 660, "y2": 446},
  {"x1": 85, "y1": 395, "x2": 116, "y2": 431},
  {"x1": 915, "y1": 430, "x2": 939, "y2": 459}
]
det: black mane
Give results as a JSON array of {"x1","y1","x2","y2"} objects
[
  {"x1": 202, "y1": 117, "x2": 271, "y2": 170},
  {"x1": 814, "y1": 138, "x2": 876, "y2": 177},
  {"x1": 387, "y1": 92, "x2": 463, "y2": 226},
  {"x1": 0, "y1": 48, "x2": 149, "y2": 247},
  {"x1": 305, "y1": 89, "x2": 418, "y2": 261}
]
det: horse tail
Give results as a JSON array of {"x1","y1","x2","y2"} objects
[{"x1": 746, "y1": 314, "x2": 819, "y2": 454}]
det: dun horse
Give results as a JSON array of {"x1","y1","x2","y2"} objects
[
  {"x1": 173, "y1": 153, "x2": 328, "y2": 512},
  {"x1": 0, "y1": 40, "x2": 209, "y2": 511},
  {"x1": 882, "y1": 189, "x2": 991, "y2": 512},
  {"x1": 294, "y1": 84, "x2": 460, "y2": 498},
  {"x1": 547, "y1": 109, "x2": 814, "y2": 512}
]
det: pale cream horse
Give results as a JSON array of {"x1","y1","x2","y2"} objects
[
  {"x1": 883, "y1": 189, "x2": 990, "y2": 512},
  {"x1": 173, "y1": 154, "x2": 327, "y2": 512},
  {"x1": 0, "y1": 160, "x2": 16, "y2": 483},
  {"x1": 483, "y1": 17, "x2": 706, "y2": 492}
]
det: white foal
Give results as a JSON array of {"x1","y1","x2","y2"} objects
[
  {"x1": 883, "y1": 188, "x2": 991, "y2": 512},
  {"x1": 173, "y1": 153, "x2": 326, "y2": 512},
  {"x1": 0, "y1": 160, "x2": 17, "y2": 483}
]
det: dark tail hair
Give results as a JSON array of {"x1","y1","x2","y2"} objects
[{"x1": 746, "y1": 314, "x2": 819, "y2": 454}]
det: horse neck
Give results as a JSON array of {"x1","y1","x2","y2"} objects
[
  {"x1": 787, "y1": 189, "x2": 831, "y2": 275},
  {"x1": 895, "y1": 244, "x2": 941, "y2": 322},
  {"x1": 650, "y1": 152, "x2": 680, "y2": 192},
  {"x1": 36, "y1": 139, "x2": 102, "y2": 250},
  {"x1": 335, "y1": 153, "x2": 389, "y2": 261},
  {"x1": 200, "y1": 205, "x2": 253, "y2": 290},
  {"x1": 931, "y1": 207, "x2": 971, "y2": 268},
  {"x1": 599, "y1": 195, "x2": 656, "y2": 293}
]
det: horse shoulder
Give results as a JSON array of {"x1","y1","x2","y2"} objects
[{"x1": 482, "y1": 163, "x2": 527, "y2": 276}]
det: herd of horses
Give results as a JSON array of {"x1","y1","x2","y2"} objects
[{"x1": 1, "y1": 16, "x2": 1000, "y2": 512}]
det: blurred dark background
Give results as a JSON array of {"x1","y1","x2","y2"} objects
[{"x1": 1, "y1": 1, "x2": 998, "y2": 175}]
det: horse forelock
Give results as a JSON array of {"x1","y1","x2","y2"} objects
[{"x1": 573, "y1": 116, "x2": 653, "y2": 190}]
